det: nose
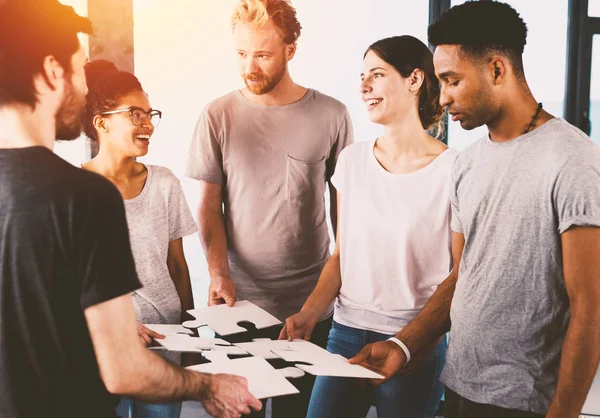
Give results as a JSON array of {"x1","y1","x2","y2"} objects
[
  {"x1": 245, "y1": 57, "x2": 259, "y2": 75},
  {"x1": 141, "y1": 116, "x2": 154, "y2": 131},
  {"x1": 439, "y1": 85, "x2": 452, "y2": 108},
  {"x1": 360, "y1": 78, "x2": 372, "y2": 95}
]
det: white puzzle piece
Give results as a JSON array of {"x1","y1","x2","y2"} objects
[
  {"x1": 234, "y1": 338, "x2": 383, "y2": 379},
  {"x1": 234, "y1": 338, "x2": 294, "y2": 359},
  {"x1": 182, "y1": 300, "x2": 281, "y2": 336},
  {"x1": 156, "y1": 334, "x2": 247, "y2": 355},
  {"x1": 143, "y1": 324, "x2": 194, "y2": 336},
  {"x1": 188, "y1": 356, "x2": 300, "y2": 399}
]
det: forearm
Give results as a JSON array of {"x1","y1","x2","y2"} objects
[
  {"x1": 301, "y1": 253, "x2": 342, "y2": 318},
  {"x1": 394, "y1": 270, "x2": 456, "y2": 354},
  {"x1": 546, "y1": 303, "x2": 600, "y2": 418},
  {"x1": 172, "y1": 268, "x2": 195, "y2": 313},
  {"x1": 199, "y1": 207, "x2": 230, "y2": 277},
  {"x1": 114, "y1": 348, "x2": 210, "y2": 402}
]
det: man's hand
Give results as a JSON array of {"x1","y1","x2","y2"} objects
[
  {"x1": 200, "y1": 374, "x2": 262, "y2": 418},
  {"x1": 278, "y1": 310, "x2": 319, "y2": 341},
  {"x1": 136, "y1": 323, "x2": 165, "y2": 346},
  {"x1": 349, "y1": 341, "x2": 407, "y2": 385},
  {"x1": 208, "y1": 276, "x2": 236, "y2": 307}
]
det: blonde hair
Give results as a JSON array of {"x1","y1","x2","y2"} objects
[{"x1": 231, "y1": 0, "x2": 302, "y2": 44}]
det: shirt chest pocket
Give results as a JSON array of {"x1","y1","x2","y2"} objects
[{"x1": 285, "y1": 155, "x2": 327, "y2": 205}]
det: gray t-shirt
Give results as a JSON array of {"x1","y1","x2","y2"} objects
[
  {"x1": 186, "y1": 89, "x2": 353, "y2": 320},
  {"x1": 441, "y1": 118, "x2": 600, "y2": 414},
  {"x1": 125, "y1": 165, "x2": 197, "y2": 324}
]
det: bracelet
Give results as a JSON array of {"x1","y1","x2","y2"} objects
[{"x1": 387, "y1": 337, "x2": 411, "y2": 364}]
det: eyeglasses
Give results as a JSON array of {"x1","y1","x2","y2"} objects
[{"x1": 100, "y1": 106, "x2": 162, "y2": 127}]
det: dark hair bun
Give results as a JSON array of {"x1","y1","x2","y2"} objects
[{"x1": 84, "y1": 59, "x2": 118, "y2": 90}]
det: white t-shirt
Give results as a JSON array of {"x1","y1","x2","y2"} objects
[
  {"x1": 124, "y1": 165, "x2": 197, "y2": 324},
  {"x1": 331, "y1": 141, "x2": 458, "y2": 335}
]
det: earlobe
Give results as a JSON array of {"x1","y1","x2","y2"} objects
[
  {"x1": 490, "y1": 58, "x2": 507, "y2": 85},
  {"x1": 408, "y1": 69, "x2": 425, "y2": 92},
  {"x1": 93, "y1": 115, "x2": 108, "y2": 135}
]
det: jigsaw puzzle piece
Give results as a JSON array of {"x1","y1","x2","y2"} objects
[
  {"x1": 270, "y1": 340, "x2": 385, "y2": 379},
  {"x1": 188, "y1": 356, "x2": 299, "y2": 399},
  {"x1": 234, "y1": 338, "x2": 294, "y2": 360},
  {"x1": 143, "y1": 324, "x2": 193, "y2": 336},
  {"x1": 156, "y1": 334, "x2": 247, "y2": 355},
  {"x1": 182, "y1": 300, "x2": 281, "y2": 336}
]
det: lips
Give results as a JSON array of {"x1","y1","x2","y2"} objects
[
  {"x1": 134, "y1": 134, "x2": 151, "y2": 142},
  {"x1": 365, "y1": 98, "x2": 383, "y2": 111}
]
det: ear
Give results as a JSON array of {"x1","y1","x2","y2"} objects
[
  {"x1": 407, "y1": 68, "x2": 425, "y2": 93},
  {"x1": 93, "y1": 114, "x2": 109, "y2": 135},
  {"x1": 285, "y1": 43, "x2": 297, "y2": 61},
  {"x1": 488, "y1": 57, "x2": 508, "y2": 85},
  {"x1": 32, "y1": 55, "x2": 65, "y2": 97}
]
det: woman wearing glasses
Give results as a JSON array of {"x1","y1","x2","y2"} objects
[{"x1": 81, "y1": 60, "x2": 197, "y2": 418}]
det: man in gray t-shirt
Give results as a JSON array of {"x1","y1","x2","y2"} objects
[
  {"x1": 350, "y1": 3, "x2": 600, "y2": 418},
  {"x1": 186, "y1": 2, "x2": 352, "y2": 417}
]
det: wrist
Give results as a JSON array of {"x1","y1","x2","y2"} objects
[
  {"x1": 387, "y1": 337, "x2": 411, "y2": 364},
  {"x1": 189, "y1": 371, "x2": 212, "y2": 402}
]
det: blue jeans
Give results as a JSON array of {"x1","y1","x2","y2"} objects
[
  {"x1": 115, "y1": 397, "x2": 182, "y2": 418},
  {"x1": 307, "y1": 321, "x2": 447, "y2": 418}
]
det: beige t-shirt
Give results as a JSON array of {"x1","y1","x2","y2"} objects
[{"x1": 186, "y1": 89, "x2": 353, "y2": 320}]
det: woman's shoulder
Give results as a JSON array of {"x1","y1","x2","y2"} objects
[
  {"x1": 339, "y1": 140, "x2": 375, "y2": 161},
  {"x1": 145, "y1": 164, "x2": 183, "y2": 189}
]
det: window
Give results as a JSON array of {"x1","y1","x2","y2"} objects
[{"x1": 447, "y1": 0, "x2": 569, "y2": 150}]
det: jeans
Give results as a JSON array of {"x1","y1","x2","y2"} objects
[
  {"x1": 115, "y1": 397, "x2": 182, "y2": 418},
  {"x1": 444, "y1": 388, "x2": 545, "y2": 418},
  {"x1": 222, "y1": 315, "x2": 333, "y2": 418},
  {"x1": 307, "y1": 321, "x2": 447, "y2": 418}
]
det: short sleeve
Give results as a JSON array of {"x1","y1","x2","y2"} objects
[
  {"x1": 326, "y1": 108, "x2": 354, "y2": 181},
  {"x1": 167, "y1": 174, "x2": 198, "y2": 242},
  {"x1": 78, "y1": 180, "x2": 141, "y2": 310},
  {"x1": 554, "y1": 151, "x2": 600, "y2": 234},
  {"x1": 330, "y1": 146, "x2": 349, "y2": 193},
  {"x1": 450, "y1": 160, "x2": 463, "y2": 234},
  {"x1": 185, "y1": 108, "x2": 224, "y2": 185}
]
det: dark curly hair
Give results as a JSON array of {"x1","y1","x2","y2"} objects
[
  {"x1": 82, "y1": 60, "x2": 145, "y2": 142},
  {"x1": 428, "y1": 1, "x2": 528, "y2": 78},
  {"x1": 365, "y1": 36, "x2": 445, "y2": 137}
]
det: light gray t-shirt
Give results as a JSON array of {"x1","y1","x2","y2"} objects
[
  {"x1": 125, "y1": 165, "x2": 197, "y2": 324},
  {"x1": 441, "y1": 118, "x2": 600, "y2": 414},
  {"x1": 186, "y1": 89, "x2": 353, "y2": 321}
]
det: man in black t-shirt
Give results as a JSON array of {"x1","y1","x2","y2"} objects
[{"x1": 0, "y1": 2, "x2": 261, "y2": 417}]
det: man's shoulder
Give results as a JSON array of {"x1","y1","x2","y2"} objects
[
  {"x1": 202, "y1": 91, "x2": 240, "y2": 115},
  {"x1": 309, "y1": 89, "x2": 348, "y2": 113}
]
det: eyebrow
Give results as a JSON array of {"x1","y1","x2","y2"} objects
[
  {"x1": 438, "y1": 70, "x2": 458, "y2": 80},
  {"x1": 360, "y1": 67, "x2": 387, "y2": 77}
]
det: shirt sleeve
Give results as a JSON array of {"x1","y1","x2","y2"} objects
[
  {"x1": 185, "y1": 107, "x2": 224, "y2": 185},
  {"x1": 78, "y1": 180, "x2": 141, "y2": 310},
  {"x1": 326, "y1": 107, "x2": 354, "y2": 181},
  {"x1": 450, "y1": 158, "x2": 463, "y2": 234},
  {"x1": 167, "y1": 172, "x2": 198, "y2": 242},
  {"x1": 554, "y1": 150, "x2": 600, "y2": 234},
  {"x1": 330, "y1": 146, "x2": 348, "y2": 193}
]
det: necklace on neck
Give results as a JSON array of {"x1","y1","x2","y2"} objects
[{"x1": 524, "y1": 102, "x2": 543, "y2": 134}]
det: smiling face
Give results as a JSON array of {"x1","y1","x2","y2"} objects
[
  {"x1": 234, "y1": 19, "x2": 292, "y2": 95},
  {"x1": 360, "y1": 50, "x2": 416, "y2": 126},
  {"x1": 434, "y1": 45, "x2": 498, "y2": 130},
  {"x1": 98, "y1": 90, "x2": 154, "y2": 157}
]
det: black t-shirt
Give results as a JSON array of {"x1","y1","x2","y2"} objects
[{"x1": 0, "y1": 147, "x2": 141, "y2": 418}]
